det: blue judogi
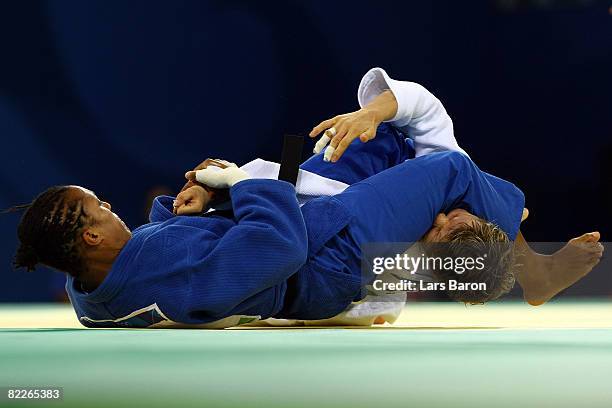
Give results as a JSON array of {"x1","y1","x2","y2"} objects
[
  {"x1": 67, "y1": 179, "x2": 308, "y2": 327},
  {"x1": 280, "y1": 124, "x2": 525, "y2": 319},
  {"x1": 300, "y1": 123, "x2": 522, "y2": 237},
  {"x1": 66, "y1": 124, "x2": 524, "y2": 327}
]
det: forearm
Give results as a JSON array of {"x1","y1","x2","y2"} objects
[
  {"x1": 415, "y1": 152, "x2": 525, "y2": 240},
  {"x1": 362, "y1": 89, "x2": 398, "y2": 123},
  {"x1": 357, "y1": 67, "x2": 468, "y2": 157}
]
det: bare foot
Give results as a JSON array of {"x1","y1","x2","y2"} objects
[{"x1": 518, "y1": 232, "x2": 604, "y2": 306}]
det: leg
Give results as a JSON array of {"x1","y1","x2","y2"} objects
[
  {"x1": 300, "y1": 123, "x2": 415, "y2": 185},
  {"x1": 514, "y1": 231, "x2": 604, "y2": 305}
]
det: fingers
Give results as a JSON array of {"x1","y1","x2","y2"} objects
[
  {"x1": 176, "y1": 201, "x2": 200, "y2": 215},
  {"x1": 180, "y1": 179, "x2": 208, "y2": 194},
  {"x1": 172, "y1": 199, "x2": 183, "y2": 214},
  {"x1": 209, "y1": 159, "x2": 236, "y2": 168},
  {"x1": 313, "y1": 134, "x2": 331, "y2": 154},
  {"x1": 185, "y1": 171, "x2": 196, "y2": 180},
  {"x1": 323, "y1": 144, "x2": 335, "y2": 162},
  {"x1": 328, "y1": 121, "x2": 350, "y2": 150},
  {"x1": 193, "y1": 158, "x2": 220, "y2": 171},
  {"x1": 332, "y1": 135, "x2": 354, "y2": 162},
  {"x1": 173, "y1": 190, "x2": 192, "y2": 214},
  {"x1": 193, "y1": 158, "x2": 236, "y2": 172},
  {"x1": 194, "y1": 166, "x2": 249, "y2": 188},
  {"x1": 359, "y1": 127, "x2": 377, "y2": 143},
  {"x1": 327, "y1": 125, "x2": 373, "y2": 162},
  {"x1": 319, "y1": 126, "x2": 368, "y2": 162},
  {"x1": 195, "y1": 167, "x2": 224, "y2": 187},
  {"x1": 173, "y1": 185, "x2": 208, "y2": 215},
  {"x1": 313, "y1": 127, "x2": 337, "y2": 154},
  {"x1": 310, "y1": 110, "x2": 379, "y2": 162},
  {"x1": 310, "y1": 117, "x2": 338, "y2": 138}
]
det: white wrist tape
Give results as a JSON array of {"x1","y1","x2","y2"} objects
[{"x1": 195, "y1": 166, "x2": 250, "y2": 188}]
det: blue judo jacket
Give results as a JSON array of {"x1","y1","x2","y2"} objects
[{"x1": 67, "y1": 179, "x2": 311, "y2": 327}]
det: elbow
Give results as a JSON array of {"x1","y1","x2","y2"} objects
[
  {"x1": 273, "y1": 221, "x2": 308, "y2": 269},
  {"x1": 284, "y1": 235, "x2": 308, "y2": 270},
  {"x1": 280, "y1": 227, "x2": 308, "y2": 270},
  {"x1": 295, "y1": 242, "x2": 308, "y2": 267}
]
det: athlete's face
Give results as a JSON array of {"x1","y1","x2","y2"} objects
[
  {"x1": 422, "y1": 209, "x2": 479, "y2": 242},
  {"x1": 68, "y1": 186, "x2": 131, "y2": 248}
]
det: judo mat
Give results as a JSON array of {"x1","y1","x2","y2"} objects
[{"x1": 1, "y1": 301, "x2": 611, "y2": 408}]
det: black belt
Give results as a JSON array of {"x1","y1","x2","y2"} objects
[{"x1": 278, "y1": 134, "x2": 304, "y2": 186}]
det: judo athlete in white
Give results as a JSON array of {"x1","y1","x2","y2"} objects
[{"x1": 172, "y1": 68, "x2": 603, "y2": 327}]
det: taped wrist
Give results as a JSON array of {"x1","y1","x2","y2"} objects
[{"x1": 195, "y1": 166, "x2": 250, "y2": 188}]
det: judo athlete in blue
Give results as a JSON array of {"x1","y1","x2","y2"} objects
[{"x1": 13, "y1": 68, "x2": 603, "y2": 328}]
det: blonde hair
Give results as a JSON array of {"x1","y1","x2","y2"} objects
[{"x1": 429, "y1": 219, "x2": 516, "y2": 304}]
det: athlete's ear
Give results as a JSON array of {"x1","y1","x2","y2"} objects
[
  {"x1": 82, "y1": 229, "x2": 103, "y2": 246},
  {"x1": 433, "y1": 213, "x2": 448, "y2": 228}
]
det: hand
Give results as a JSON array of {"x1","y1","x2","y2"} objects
[
  {"x1": 193, "y1": 158, "x2": 234, "y2": 172},
  {"x1": 185, "y1": 161, "x2": 250, "y2": 189},
  {"x1": 180, "y1": 158, "x2": 232, "y2": 194},
  {"x1": 309, "y1": 90, "x2": 397, "y2": 163},
  {"x1": 173, "y1": 185, "x2": 210, "y2": 215},
  {"x1": 309, "y1": 109, "x2": 381, "y2": 163}
]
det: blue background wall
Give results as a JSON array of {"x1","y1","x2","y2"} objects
[{"x1": 0, "y1": 0, "x2": 610, "y2": 301}]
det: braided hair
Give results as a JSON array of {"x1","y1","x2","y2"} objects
[{"x1": 12, "y1": 186, "x2": 90, "y2": 277}]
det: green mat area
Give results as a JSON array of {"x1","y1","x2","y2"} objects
[{"x1": 2, "y1": 325, "x2": 612, "y2": 408}]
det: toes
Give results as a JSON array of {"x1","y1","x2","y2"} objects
[
  {"x1": 571, "y1": 231, "x2": 601, "y2": 244},
  {"x1": 587, "y1": 250, "x2": 603, "y2": 263},
  {"x1": 583, "y1": 231, "x2": 601, "y2": 242},
  {"x1": 582, "y1": 242, "x2": 605, "y2": 254},
  {"x1": 585, "y1": 231, "x2": 601, "y2": 242},
  {"x1": 587, "y1": 257, "x2": 601, "y2": 268}
]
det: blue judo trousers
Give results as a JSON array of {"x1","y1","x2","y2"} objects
[{"x1": 66, "y1": 124, "x2": 525, "y2": 327}]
